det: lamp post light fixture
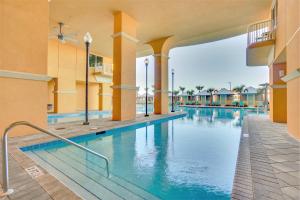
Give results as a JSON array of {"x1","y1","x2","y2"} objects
[
  {"x1": 83, "y1": 32, "x2": 93, "y2": 125},
  {"x1": 171, "y1": 69, "x2": 175, "y2": 112},
  {"x1": 144, "y1": 58, "x2": 149, "y2": 117}
]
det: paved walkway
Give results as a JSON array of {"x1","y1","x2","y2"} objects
[{"x1": 232, "y1": 116, "x2": 300, "y2": 200}]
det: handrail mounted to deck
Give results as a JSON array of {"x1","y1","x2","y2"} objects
[{"x1": 1, "y1": 121, "x2": 110, "y2": 196}]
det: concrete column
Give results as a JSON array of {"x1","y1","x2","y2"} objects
[
  {"x1": 269, "y1": 63, "x2": 287, "y2": 123},
  {"x1": 0, "y1": 1, "x2": 49, "y2": 137},
  {"x1": 112, "y1": 11, "x2": 138, "y2": 120},
  {"x1": 148, "y1": 37, "x2": 173, "y2": 114}
]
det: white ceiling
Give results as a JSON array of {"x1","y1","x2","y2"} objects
[{"x1": 49, "y1": 0, "x2": 272, "y2": 58}]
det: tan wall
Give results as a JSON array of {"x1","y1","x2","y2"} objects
[
  {"x1": 99, "y1": 83, "x2": 112, "y2": 111},
  {"x1": 274, "y1": 0, "x2": 287, "y2": 60},
  {"x1": 0, "y1": 0, "x2": 48, "y2": 137},
  {"x1": 269, "y1": 87, "x2": 287, "y2": 123},
  {"x1": 48, "y1": 79, "x2": 55, "y2": 113},
  {"x1": 48, "y1": 40, "x2": 113, "y2": 113},
  {"x1": 269, "y1": 63, "x2": 287, "y2": 123},
  {"x1": 76, "y1": 82, "x2": 99, "y2": 111},
  {"x1": 285, "y1": 0, "x2": 300, "y2": 138}
]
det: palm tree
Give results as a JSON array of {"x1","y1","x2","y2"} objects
[
  {"x1": 207, "y1": 88, "x2": 215, "y2": 105},
  {"x1": 186, "y1": 90, "x2": 195, "y2": 101},
  {"x1": 179, "y1": 86, "x2": 185, "y2": 94},
  {"x1": 195, "y1": 85, "x2": 204, "y2": 93},
  {"x1": 233, "y1": 85, "x2": 246, "y2": 102},
  {"x1": 233, "y1": 85, "x2": 245, "y2": 94},
  {"x1": 195, "y1": 86, "x2": 204, "y2": 103}
]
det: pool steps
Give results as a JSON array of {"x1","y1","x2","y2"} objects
[{"x1": 27, "y1": 149, "x2": 160, "y2": 200}]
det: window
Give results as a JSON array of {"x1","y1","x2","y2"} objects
[{"x1": 89, "y1": 54, "x2": 103, "y2": 67}]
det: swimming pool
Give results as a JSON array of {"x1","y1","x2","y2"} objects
[
  {"x1": 47, "y1": 104, "x2": 153, "y2": 124},
  {"x1": 24, "y1": 108, "x2": 252, "y2": 199}
]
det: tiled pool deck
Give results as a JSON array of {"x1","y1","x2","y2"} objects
[
  {"x1": 232, "y1": 116, "x2": 300, "y2": 200},
  {"x1": 0, "y1": 113, "x2": 299, "y2": 200}
]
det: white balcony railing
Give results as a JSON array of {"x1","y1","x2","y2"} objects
[
  {"x1": 94, "y1": 64, "x2": 113, "y2": 76},
  {"x1": 247, "y1": 20, "x2": 275, "y2": 47}
]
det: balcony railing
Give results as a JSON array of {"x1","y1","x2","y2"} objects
[
  {"x1": 247, "y1": 20, "x2": 275, "y2": 47},
  {"x1": 94, "y1": 64, "x2": 113, "y2": 76}
]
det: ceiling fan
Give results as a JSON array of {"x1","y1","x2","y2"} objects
[{"x1": 49, "y1": 22, "x2": 78, "y2": 44}]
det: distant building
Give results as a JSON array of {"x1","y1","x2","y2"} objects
[
  {"x1": 241, "y1": 87, "x2": 258, "y2": 107},
  {"x1": 195, "y1": 90, "x2": 212, "y2": 105},
  {"x1": 215, "y1": 88, "x2": 234, "y2": 106}
]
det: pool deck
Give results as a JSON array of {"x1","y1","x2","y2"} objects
[
  {"x1": 232, "y1": 115, "x2": 300, "y2": 200},
  {"x1": 0, "y1": 112, "x2": 184, "y2": 200}
]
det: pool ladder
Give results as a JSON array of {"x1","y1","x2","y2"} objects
[{"x1": 1, "y1": 121, "x2": 110, "y2": 196}]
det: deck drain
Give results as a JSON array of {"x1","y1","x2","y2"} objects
[
  {"x1": 25, "y1": 166, "x2": 44, "y2": 178},
  {"x1": 55, "y1": 127, "x2": 66, "y2": 130}
]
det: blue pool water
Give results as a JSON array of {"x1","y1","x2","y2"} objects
[
  {"x1": 48, "y1": 110, "x2": 111, "y2": 124},
  {"x1": 47, "y1": 104, "x2": 152, "y2": 124},
  {"x1": 24, "y1": 108, "x2": 255, "y2": 199}
]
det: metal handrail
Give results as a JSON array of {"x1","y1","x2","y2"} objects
[{"x1": 1, "y1": 121, "x2": 110, "y2": 196}]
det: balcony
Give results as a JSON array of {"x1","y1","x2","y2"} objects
[
  {"x1": 246, "y1": 20, "x2": 275, "y2": 66},
  {"x1": 93, "y1": 64, "x2": 113, "y2": 77}
]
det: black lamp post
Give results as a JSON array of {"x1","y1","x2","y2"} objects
[
  {"x1": 144, "y1": 58, "x2": 149, "y2": 117},
  {"x1": 171, "y1": 69, "x2": 175, "y2": 112},
  {"x1": 83, "y1": 32, "x2": 92, "y2": 125}
]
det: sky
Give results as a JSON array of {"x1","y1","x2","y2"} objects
[{"x1": 136, "y1": 34, "x2": 269, "y2": 94}]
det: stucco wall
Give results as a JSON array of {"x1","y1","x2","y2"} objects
[
  {"x1": 76, "y1": 82, "x2": 100, "y2": 111},
  {"x1": 0, "y1": 0, "x2": 49, "y2": 137},
  {"x1": 286, "y1": 0, "x2": 300, "y2": 138},
  {"x1": 48, "y1": 40, "x2": 113, "y2": 113}
]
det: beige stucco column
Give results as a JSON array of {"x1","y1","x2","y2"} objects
[
  {"x1": 0, "y1": 1, "x2": 49, "y2": 136},
  {"x1": 148, "y1": 37, "x2": 173, "y2": 114},
  {"x1": 112, "y1": 11, "x2": 138, "y2": 120}
]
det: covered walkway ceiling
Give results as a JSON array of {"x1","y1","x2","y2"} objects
[{"x1": 49, "y1": 0, "x2": 272, "y2": 57}]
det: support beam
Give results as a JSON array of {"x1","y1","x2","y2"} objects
[
  {"x1": 148, "y1": 37, "x2": 173, "y2": 114},
  {"x1": 112, "y1": 11, "x2": 137, "y2": 120}
]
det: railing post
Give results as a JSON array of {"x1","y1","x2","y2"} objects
[{"x1": 1, "y1": 128, "x2": 14, "y2": 196}]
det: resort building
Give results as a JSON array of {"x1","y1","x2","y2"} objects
[
  {"x1": 179, "y1": 92, "x2": 189, "y2": 104},
  {"x1": 240, "y1": 87, "x2": 258, "y2": 107},
  {"x1": 214, "y1": 88, "x2": 234, "y2": 106},
  {"x1": 1, "y1": 0, "x2": 282, "y2": 136},
  {"x1": 0, "y1": 1, "x2": 299, "y2": 200},
  {"x1": 196, "y1": 90, "x2": 212, "y2": 105},
  {"x1": 47, "y1": 39, "x2": 113, "y2": 113},
  {"x1": 136, "y1": 93, "x2": 154, "y2": 104},
  {"x1": 246, "y1": 0, "x2": 300, "y2": 137}
]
